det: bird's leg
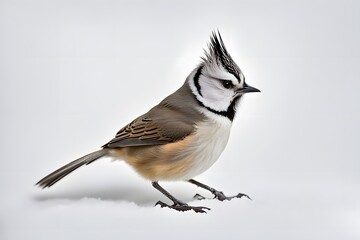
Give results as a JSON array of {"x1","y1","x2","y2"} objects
[
  {"x1": 188, "y1": 179, "x2": 251, "y2": 201},
  {"x1": 152, "y1": 182, "x2": 210, "y2": 213}
]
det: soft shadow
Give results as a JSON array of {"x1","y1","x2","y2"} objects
[{"x1": 33, "y1": 185, "x2": 163, "y2": 207}]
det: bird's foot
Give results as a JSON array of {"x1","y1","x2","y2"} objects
[
  {"x1": 194, "y1": 191, "x2": 251, "y2": 201},
  {"x1": 213, "y1": 190, "x2": 251, "y2": 201},
  {"x1": 154, "y1": 200, "x2": 210, "y2": 213}
]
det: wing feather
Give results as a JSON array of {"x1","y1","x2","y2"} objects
[{"x1": 102, "y1": 105, "x2": 196, "y2": 148}]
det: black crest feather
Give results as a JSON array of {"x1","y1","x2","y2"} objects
[{"x1": 202, "y1": 31, "x2": 241, "y2": 81}]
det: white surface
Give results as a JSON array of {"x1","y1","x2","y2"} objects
[{"x1": 1, "y1": 0, "x2": 359, "y2": 239}]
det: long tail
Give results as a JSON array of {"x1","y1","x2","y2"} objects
[{"x1": 36, "y1": 149, "x2": 109, "y2": 188}]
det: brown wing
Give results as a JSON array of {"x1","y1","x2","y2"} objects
[{"x1": 102, "y1": 104, "x2": 199, "y2": 148}]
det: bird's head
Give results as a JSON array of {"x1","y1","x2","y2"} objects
[{"x1": 189, "y1": 31, "x2": 260, "y2": 121}]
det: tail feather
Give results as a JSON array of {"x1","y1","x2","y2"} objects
[{"x1": 36, "y1": 149, "x2": 109, "y2": 188}]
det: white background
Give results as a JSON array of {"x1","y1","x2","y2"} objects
[{"x1": 1, "y1": 0, "x2": 359, "y2": 239}]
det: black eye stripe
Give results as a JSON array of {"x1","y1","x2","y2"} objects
[{"x1": 201, "y1": 73, "x2": 235, "y2": 89}]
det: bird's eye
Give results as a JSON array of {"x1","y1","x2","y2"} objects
[{"x1": 221, "y1": 80, "x2": 234, "y2": 89}]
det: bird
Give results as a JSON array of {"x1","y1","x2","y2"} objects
[{"x1": 36, "y1": 31, "x2": 260, "y2": 213}]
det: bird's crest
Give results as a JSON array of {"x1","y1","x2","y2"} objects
[{"x1": 202, "y1": 31, "x2": 241, "y2": 81}]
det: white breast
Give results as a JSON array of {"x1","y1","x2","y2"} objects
[{"x1": 179, "y1": 112, "x2": 232, "y2": 180}]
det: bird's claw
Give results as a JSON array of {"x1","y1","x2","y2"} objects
[
  {"x1": 212, "y1": 190, "x2": 251, "y2": 201},
  {"x1": 193, "y1": 193, "x2": 206, "y2": 200},
  {"x1": 154, "y1": 200, "x2": 210, "y2": 213}
]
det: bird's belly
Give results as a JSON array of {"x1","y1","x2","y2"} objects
[
  {"x1": 177, "y1": 120, "x2": 231, "y2": 180},
  {"x1": 114, "y1": 120, "x2": 232, "y2": 181}
]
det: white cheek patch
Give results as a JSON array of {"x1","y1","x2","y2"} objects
[
  {"x1": 198, "y1": 75, "x2": 233, "y2": 111},
  {"x1": 188, "y1": 66, "x2": 242, "y2": 113}
]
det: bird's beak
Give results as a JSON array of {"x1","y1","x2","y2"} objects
[{"x1": 236, "y1": 83, "x2": 261, "y2": 94}]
